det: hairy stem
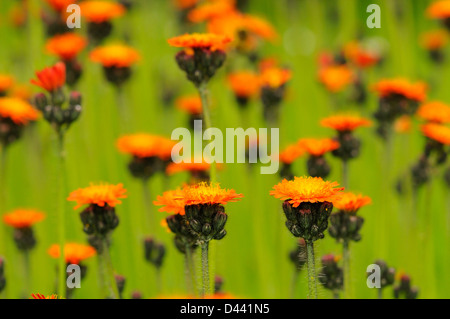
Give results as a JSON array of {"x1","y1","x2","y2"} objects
[
  {"x1": 100, "y1": 237, "x2": 119, "y2": 299},
  {"x1": 56, "y1": 132, "x2": 67, "y2": 299},
  {"x1": 342, "y1": 160, "x2": 349, "y2": 190},
  {"x1": 198, "y1": 82, "x2": 216, "y2": 184},
  {"x1": 201, "y1": 242, "x2": 210, "y2": 297},
  {"x1": 306, "y1": 241, "x2": 318, "y2": 299},
  {"x1": 343, "y1": 240, "x2": 351, "y2": 299}
]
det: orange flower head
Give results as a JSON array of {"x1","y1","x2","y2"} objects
[
  {"x1": 227, "y1": 71, "x2": 260, "y2": 98},
  {"x1": 31, "y1": 62, "x2": 66, "y2": 93},
  {"x1": 48, "y1": 243, "x2": 96, "y2": 264},
  {"x1": 0, "y1": 97, "x2": 39, "y2": 125},
  {"x1": 279, "y1": 144, "x2": 304, "y2": 164},
  {"x1": 417, "y1": 101, "x2": 450, "y2": 124},
  {"x1": 173, "y1": 0, "x2": 200, "y2": 10},
  {"x1": 154, "y1": 189, "x2": 186, "y2": 215},
  {"x1": 298, "y1": 138, "x2": 340, "y2": 157},
  {"x1": 89, "y1": 44, "x2": 140, "y2": 68},
  {"x1": 182, "y1": 182, "x2": 243, "y2": 206},
  {"x1": 318, "y1": 65, "x2": 354, "y2": 93},
  {"x1": 31, "y1": 293, "x2": 59, "y2": 299},
  {"x1": 188, "y1": 0, "x2": 236, "y2": 23},
  {"x1": 420, "y1": 29, "x2": 448, "y2": 50},
  {"x1": 168, "y1": 33, "x2": 232, "y2": 50},
  {"x1": 421, "y1": 123, "x2": 450, "y2": 145},
  {"x1": 67, "y1": 183, "x2": 127, "y2": 210},
  {"x1": 343, "y1": 41, "x2": 380, "y2": 68},
  {"x1": 259, "y1": 67, "x2": 292, "y2": 88},
  {"x1": 395, "y1": 115, "x2": 412, "y2": 134},
  {"x1": 45, "y1": 33, "x2": 87, "y2": 60},
  {"x1": 117, "y1": 134, "x2": 175, "y2": 160},
  {"x1": 3, "y1": 209, "x2": 46, "y2": 228},
  {"x1": 79, "y1": 1, "x2": 125, "y2": 23},
  {"x1": 372, "y1": 78, "x2": 427, "y2": 102},
  {"x1": 0, "y1": 74, "x2": 14, "y2": 93},
  {"x1": 333, "y1": 192, "x2": 371, "y2": 214},
  {"x1": 320, "y1": 114, "x2": 372, "y2": 132},
  {"x1": 427, "y1": 0, "x2": 450, "y2": 19},
  {"x1": 45, "y1": 0, "x2": 77, "y2": 12},
  {"x1": 166, "y1": 158, "x2": 221, "y2": 175},
  {"x1": 241, "y1": 14, "x2": 278, "y2": 42},
  {"x1": 270, "y1": 176, "x2": 344, "y2": 208},
  {"x1": 176, "y1": 95, "x2": 202, "y2": 115}
]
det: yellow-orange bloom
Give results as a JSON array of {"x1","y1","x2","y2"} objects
[
  {"x1": 90, "y1": 44, "x2": 140, "y2": 68},
  {"x1": 79, "y1": 1, "x2": 125, "y2": 23},
  {"x1": 175, "y1": 95, "x2": 202, "y2": 115},
  {"x1": 241, "y1": 15, "x2": 278, "y2": 42},
  {"x1": 259, "y1": 67, "x2": 292, "y2": 88},
  {"x1": 48, "y1": 243, "x2": 96, "y2": 264},
  {"x1": 154, "y1": 189, "x2": 185, "y2": 215},
  {"x1": 320, "y1": 114, "x2": 372, "y2": 132},
  {"x1": 45, "y1": 0, "x2": 76, "y2": 12},
  {"x1": 427, "y1": 0, "x2": 450, "y2": 19},
  {"x1": 417, "y1": 101, "x2": 450, "y2": 124},
  {"x1": 67, "y1": 183, "x2": 127, "y2": 210},
  {"x1": 182, "y1": 182, "x2": 243, "y2": 206},
  {"x1": 333, "y1": 192, "x2": 371, "y2": 214},
  {"x1": 318, "y1": 65, "x2": 354, "y2": 93},
  {"x1": 421, "y1": 123, "x2": 450, "y2": 145},
  {"x1": 166, "y1": 158, "x2": 222, "y2": 176},
  {"x1": 31, "y1": 293, "x2": 59, "y2": 299},
  {"x1": 279, "y1": 144, "x2": 304, "y2": 164},
  {"x1": 420, "y1": 29, "x2": 448, "y2": 50},
  {"x1": 117, "y1": 134, "x2": 175, "y2": 160},
  {"x1": 0, "y1": 74, "x2": 14, "y2": 93},
  {"x1": 168, "y1": 33, "x2": 232, "y2": 50},
  {"x1": 188, "y1": 0, "x2": 236, "y2": 23},
  {"x1": 3, "y1": 209, "x2": 45, "y2": 228},
  {"x1": 372, "y1": 78, "x2": 427, "y2": 102},
  {"x1": 0, "y1": 97, "x2": 39, "y2": 125},
  {"x1": 298, "y1": 138, "x2": 340, "y2": 157},
  {"x1": 270, "y1": 176, "x2": 344, "y2": 207},
  {"x1": 45, "y1": 33, "x2": 87, "y2": 60},
  {"x1": 227, "y1": 71, "x2": 260, "y2": 98}
]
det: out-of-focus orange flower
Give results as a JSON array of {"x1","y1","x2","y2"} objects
[
  {"x1": 160, "y1": 218, "x2": 171, "y2": 233},
  {"x1": 154, "y1": 189, "x2": 185, "y2": 215},
  {"x1": 241, "y1": 15, "x2": 278, "y2": 42},
  {"x1": 67, "y1": 183, "x2": 127, "y2": 210},
  {"x1": 9, "y1": 84, "x2": 33, "y2": 101},
  {"x1": 270, "y1": 176, "x2": 344, "y2": 207},
  {"x1": 279, "y1": 144, "x2": 304, "y2": 164},
  {"x1": 298, "y1": 138, "x2": 340, "y2": 157},
  {"x1": 79, "y1": 1, "x2": 125, "y2": 23},
  {"x1": 31, "y1": 62, "x2": 66, "y2": 93},
  {"x1": 333, "y1": 192, "x2": 371, "y2": 214},
  {"x1": 227, "y1": 71, "x2": 260, "y2": 98},
  {"x1": 174, "y1": 0, "x2": 200, "y2": 10},
  {"x1": 394, "y1": 115, "x2": 412, "y2": 134},
  {"x1": 166, "y1": 158, "x2": 221, "y2": 176},
  {"x1": 89, "y1": 44, "x2": 140, "y2": 68},
  {"x1": 0, "y1": 97, "x2": 39, "y2": 125},
  {"x1": 420, "y1": 29, "x2": 448, "y2": 50},
  {"x1": 117, "y1": 134, "x2": 175, "y2": 160},
  {"x1": 318, "y1": 65, "x2": 354, "y2": 93},
  {"x1": 45, "y1": 0, "x2": 76, "y2": 12},
  {"x1": 45, "y1": 33, "x2": 87, "y2": 61},
  {"x1": 0, "y1": 75, "x2": 15, "y2": 93},
  {"x1": 343, "y1": 41, "x2": 380, "y2": 68},
  {"x1": 48, "y1": 243, "x2": 96, "y2": 264},
  {"x1": 421, "y1": 123, "x2": 450, "y2": 145},
  {"x1": 320, "y1": 114, "x2": 372, "y2": 132},
  {"x1": 9, "y1": 2, "x2": 27, "y2": 28},
  {"x1": 417, "y1": 101, "x2": 450, "y2": 123},
  {"x1": 188, "y1": 0, "x2": 236, "y2": 23},
  {"x1": 3, "y1": 209, "x2": 45, "y2": 228},
  {"x1": 176, "y1": 95, "x2": 203, "y2": 115},
  {"x1": 182, "y1": 182, "x2": 243, "y2": 206},
  {"x1": 31, "y1": 293, "x2": 59, "y2": 299},
  {"x1": 427, "y1": 0, "x2": 450, "y2": 19},
  {"x1": 168, "y1": 33, "x2": 232, "y2": 50},
  {"x1": 372, "y1": 78, "x2": 427, "y2": 102},
  {"x1": 259, "y1": 67, "x2": 292, "y2": 88}
]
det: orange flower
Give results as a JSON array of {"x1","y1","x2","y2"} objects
[
  {"x1": 343, "y1": 41, "x2": 380, "y2": 68},
  {"x1": 421, "y1": 123, "x2": 450, "y2": 145},
  {"x1": 182, "y1": 182, "x2": 243, "y2": 206},
  {"x1": 160, "y1": 218, "x2": 171, "y2": 233},
  {"x1": 117, "y1": 134, "x2": 175, "y2": 160},
  {"x1": 318, "y1": 65, "x2": 354, "y2": 93},
  {"x1": 241, "y1": 15, "x2": 278, "y2": 42},
  {"x1": 427, "y1": 0, "x2": 450, "y2": 19},
  {"x1": 45, "y1": 0, "x2": 76, "y2": 12},
  {"x1": 227, "y1": 71, "x2": 260, "y2": 98},
  {"x1": 372, "y1": 78, "x2": 427, "y2": 102},
  {"x1": 31, "y1": 293, "x2": 59, "y2": 299},
  {"x1": 333, "y1": 192, "x2": 371, "y2": 214},
  {"x1": 10, "y1": 84, "x2": 33, "y2": 101},
  {"x1": 420, "y1": 29, "x2": 448, "y2": 50},
  {"x1": 298, "y1": 138, "x2": 340, "y2": 157},
  {"x1": 0, "y1": 74, "x2": 14, "y2": 93},
  {"x1": 3, "y1": 209, "x2": 45, "y2": 228},
  {"x1": 31, "y1": 62, "x2": 66, "y2": 92},
  {"x1": 168, "y1": 33, "x2": 232, "y2": 50},
  {"x1": 175, "y1": 95, "x2": 203, "y2": 115},
  {"x1": 417, "y1": 101, "x2": 450, "y2": 124},
  {"x1": 259, "y1": 67, "x2": 292, "y2": 88},
  {"x1": 0, "y1": 97, "x2": 39, "y2": 124},
  {"x1": 320, "y1": 114, "x2": 372, "y2": 132},
  {"x1": 394, "y1": 115, "x2": 412, "y2": 134},
  {"x1": 173, "y1": 0, "x2": 200, "y2": 10},
  {"x1": 154, "y1": 189, "x2": 185, "y2": 215},
  {"x1": 45, "y1": 33, "x2": 87, "y2": 60},
  {"x1": 166, "y1": 158, "x2": 221, "y2": 175},
  {"x1": 188, "y1": 0, "x2": 236, "y2": 23},
  {"x1": 279, "y1": 144, "x2": 304, "y2": 164},
  {"x1": 79, "y1": 1, "x2": 125, "y2": 23},
  {"x1": 48, "y1": 243, "x2": 96, "y2": 264},
  {"x1": 67, "y1": 183, "x2": 127, "y2": 210},
  {"x1": 270, "y1": 176, "x2": 344, "y2": 207},
  {"x1": 89, "y1": 44, "x2": 140, "y2": 68}
]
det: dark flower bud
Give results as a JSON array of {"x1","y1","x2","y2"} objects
[
  {"x1": 115, "y1": 274, "x2": 126, "y2": 299},
  {"x1": 213, "y1": 229, "x2": 227, "y2": 240},
  {"x1": 213, "y1": 212, "x2": 227, "y2": 231},
  {"x1": 34, "y1": 93, "x2": 48, "y2": 111},
  {"x1": 202, "y1": 223, "x2": 212, "y2": 236},
  {"x1": 13, "y1": 227, "x2": 37, "y2": 251},
  {"x1": 131, "y1": 291, "x2": 142, "y2": 299}
]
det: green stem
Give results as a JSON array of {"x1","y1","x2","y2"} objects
[
  {"x1": 342, "y1": 160, "x2": 349, "y2": 190},
  {"x1": 306, "y1": 241, "x2": 318, "y2": 299},
  {"x1": 185, "y1": 244, "x2": 197, "y2": 296},
  {"x1": 22, "y1": 251, "x2": 31, "y2": 299},
  {"x1": 56, "y1": 132, "x2": 67, "y2": 299},
  {"x1": 343, "y1": 240, "x2": 351, "y2": 299},
  {"x1": 103, "y1": 238, "x2": 119, "y2": 299},
  {"x1": 333, "y1": 291, "x2": 340, "y2": 299},
  {"x1": 198, "y1": 83, "x2": 216, "y2": 184},
  {"x1": 201, "y1": 242, "x2": 210, "y2": 297},
  {"x1": 377, "y1": 288, "x2": 383, "y2": 299},
  {"x1": 142, "y1": 180, "x2": 155, "y2": 234}
]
